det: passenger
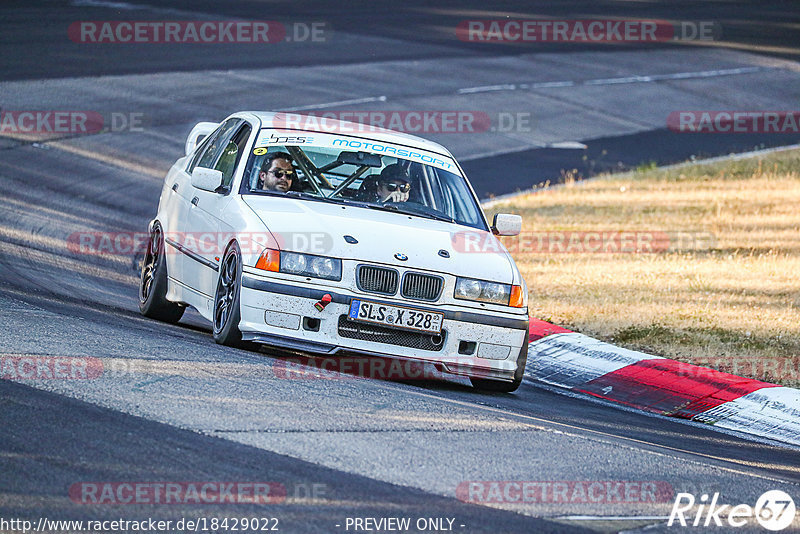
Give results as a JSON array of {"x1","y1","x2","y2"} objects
[
  {"x1": 258, "y1": 152, "x2": 296, "y2": 192},
  {"x1": 375, "y1": 163, "x2": 412, "y2": 203}
]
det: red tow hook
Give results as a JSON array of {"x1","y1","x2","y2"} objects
[{"x1": 314, "y1": 294, "x2": 332, "y2": 312}]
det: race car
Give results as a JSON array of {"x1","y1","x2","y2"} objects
[{"x1": 139, "y1": 112, "x2": 529, "y2": 391}]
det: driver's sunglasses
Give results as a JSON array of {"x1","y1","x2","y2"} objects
[
  {"x1": 385, "y1": 182, "x2": 411, "y2": 193},
  {"x1": 268, "y1": 168, "x2": 295, "y2": 179}
]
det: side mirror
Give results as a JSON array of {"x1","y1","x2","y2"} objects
[
  {"x1": 491, "y1": 213, "x2": 522, "y2": 236},
  {"x1": 185, "y1": 121, "x2": 218, "y2": 156},
  {"x1": 191, "y1": 167, "x2": 224, "y2": 192}
]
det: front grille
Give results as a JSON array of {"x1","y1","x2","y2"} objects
[
  {"x1": 401, "y1": 272, "x2": 443, "y2": 301},
  {"x1": 357, "y1": 265, "x2": 398, "y2": 295},
  {"x1": 338, "y1": 315, "x2": 446, "y2": 352}
]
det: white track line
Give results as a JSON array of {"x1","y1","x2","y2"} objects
[
  {"x1": 279, "y1": 96, "x2": 388, "y2": 112},
  {"x1": 558, "y1": 515, "x2": 669, "y2": 521},
  {"x1": 459, "y1": 66, "x2": 766, "y2": 94}
]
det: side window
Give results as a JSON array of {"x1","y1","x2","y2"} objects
[
  {"x1": 423, "y1": 165, "x2": 446, "y2": 211},
  {"x1": 188, "y1": 119, "x2": 241, "y2": 174},
  {"x1": 187, "y1": 126, "x2": 222, "y2": 173},
  {"x1": 186, "y1": 132, "x2": 215, "y2": 173},
  {"x1": 214, "y1": 124, "x2": 252, "y2": 188}
]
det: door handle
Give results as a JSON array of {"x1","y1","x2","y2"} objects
[
  {"x1": 172, "y1": 183, "x2": 179, "y2": 192},
  {"x1": 191, "y1": 196, "x2": 199, "y2": 206}
]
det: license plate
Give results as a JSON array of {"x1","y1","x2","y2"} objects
[{"x1": 348, "y1": 299, "x2": 443, "y2": 334}]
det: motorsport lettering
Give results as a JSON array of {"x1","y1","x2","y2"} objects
[{"x1": 332, "y1": 139, "x2": 453, "y2": 170}]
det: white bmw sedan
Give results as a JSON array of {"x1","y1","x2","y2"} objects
[{"x1": 139, "y1": 112, "x2": 529, "y2": 391}]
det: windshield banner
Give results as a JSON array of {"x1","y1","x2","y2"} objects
[{"x1": 254, "y1": 127, "x2": 458, "y2": 173}]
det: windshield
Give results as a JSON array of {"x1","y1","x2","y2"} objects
[{"x1": 239, "y1": 136, "x2": 488, "y2": 230}]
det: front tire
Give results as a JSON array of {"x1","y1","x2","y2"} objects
[
  {"x1": 213, "y1": 242, "x2": 246, "y2": 347},
  {"x1": 139, "y1": 223, "x2": 185, "y2": 323},
  {"x1": 470, "y1": 341, "x2": 528, "y2": 393}
]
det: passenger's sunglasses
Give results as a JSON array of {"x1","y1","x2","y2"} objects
[
  {"x1": 384, "y1": 182, "x2": 411, "y2": 193},
  {"x1": 267, "y1": 168, "x2": 295, "y2": 179}
]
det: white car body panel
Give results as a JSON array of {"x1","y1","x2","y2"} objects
[
  {"x1": 241, "y1": 196, "x2": 515, "y2": 283},
  {"x1": 151, "y1": 112, "x2": 529, "y2": 384}
]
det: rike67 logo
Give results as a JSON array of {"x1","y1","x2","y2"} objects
[{"x1": 669, "y1": 490, "x2": 796, "y2": 531}]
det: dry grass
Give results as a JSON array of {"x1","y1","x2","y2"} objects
[{"x1": 486, "y1": 149, "x2": 800, "y2": 386}]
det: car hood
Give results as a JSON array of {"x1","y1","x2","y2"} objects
[{"x1": 241, "y1": 196, "x2": 515, "y2": 282}]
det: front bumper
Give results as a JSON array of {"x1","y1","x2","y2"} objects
[{"x1": 239, "y1": 272, "x2": 529, "y2": 382}]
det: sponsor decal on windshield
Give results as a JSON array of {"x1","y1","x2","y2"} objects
[
  {"x1": 254, "y1": 130, "x2": 457, "y2": 172},
  {"x1": 330, "y1": 139, "x2": 454, "y2": 170},
  {"x1": 256, "y1": 133, "x2": 316, "y2": 147}
]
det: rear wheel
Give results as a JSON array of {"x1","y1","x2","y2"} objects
[
  {"x1": 139, "y1": 223, "x2": 185, "y2": 323},
  {"x1": 213, "y1": 242, "x2": 247, "y2": 347},
  {"x1": 470, "y1": 341, "x2": 528, "y2": 393}
]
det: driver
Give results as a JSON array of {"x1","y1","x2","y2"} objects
[
  {"x1": 258, "y1": 152, "x2": 296, "y2": 192},
  {"x1": 375, "y1": 163, "x2": 411, "y2": 203}
]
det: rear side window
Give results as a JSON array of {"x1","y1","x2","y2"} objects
[
  {"x1": 214, "y1": 124, "x2": 252, "y2": 188},
  {"x1": 188, "y1": 118, "x2": 241, "y2": 173}
]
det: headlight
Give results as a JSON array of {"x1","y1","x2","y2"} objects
[
  {"x1": 454, "y1": 278, "x2": 483, "y2": 300},
  {"x1": 281, "y1": 252, "x2": 307, "y2": 274},
  {"x1": 256, "y1": 249, "x2": 342, "y2": 281},
  {"x1": 454, "y1": 277, "x2": 524, "y2": 307},
  {"x1": 310, "y1": 256, "x2": 338, "y2": 279},
  {"x1": 482, "y1": 281, "x2": 508, "y2": 302}
]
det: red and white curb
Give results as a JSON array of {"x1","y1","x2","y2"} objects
[{"x1": 525, "y1": 319, "x2": 800, "y2": 447}]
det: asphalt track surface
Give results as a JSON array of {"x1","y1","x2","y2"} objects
[{"x1": 1, "y1": 1, "x2": 800, "y2": 532}]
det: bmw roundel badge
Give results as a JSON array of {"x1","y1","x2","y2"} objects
[{"x1": 394, "y1": 253, "x2": 408, "y2": 261}]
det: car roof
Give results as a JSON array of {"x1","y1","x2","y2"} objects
[{"x1": 234, "y1": 111, "x2": 456, "y2": 159}]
